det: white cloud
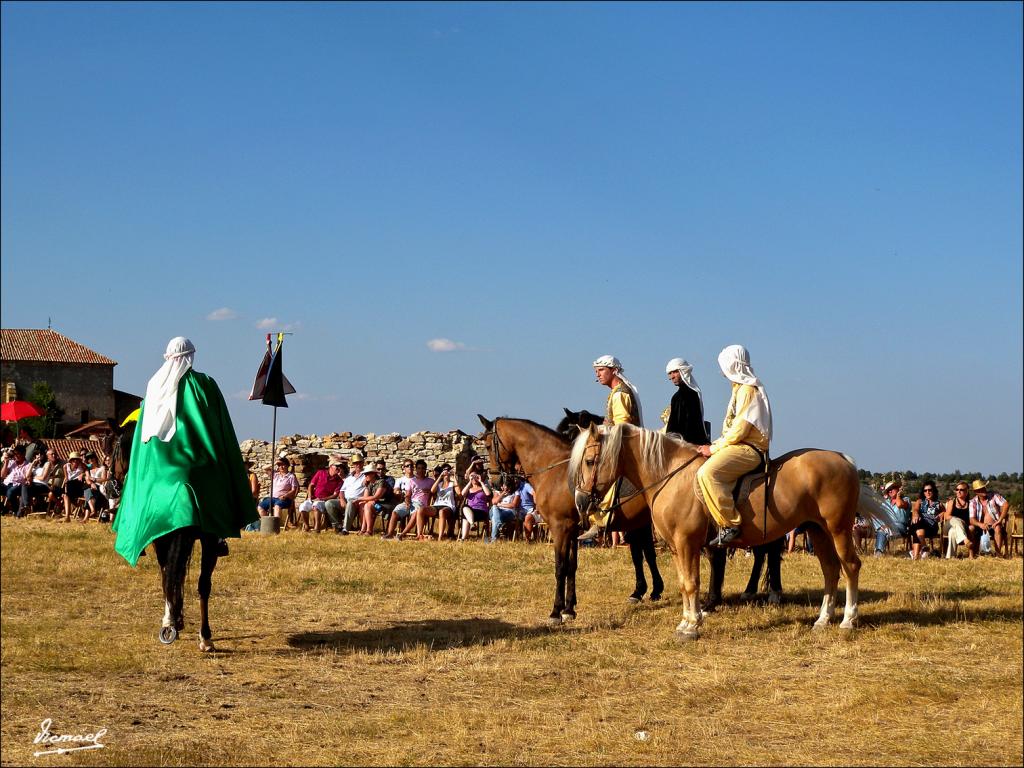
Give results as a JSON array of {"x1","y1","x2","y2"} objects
[
  {"x1": 427, "y1": 338, "x2": 466, "y2": 352},
  {"x1": 206, "y1": 307, "x2": 237, "y2": 321},
  {"x1": 255, "y1": 318, "x2": 302, "y2": 332}
]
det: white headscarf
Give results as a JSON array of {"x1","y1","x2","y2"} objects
[
  {"x1": 665, "y1": 357, "x2": 704, "y2": 421},
  {"x1": 592, "y1": 354, "x2": 643, "y2": 427},
  {"x1": 717, "y1": 345, "x2": 772, "y2": 442},
  {"x1": 140, "y1": 337, "x2": 196, "y2": 443}
]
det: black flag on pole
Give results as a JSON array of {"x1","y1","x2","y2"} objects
[{"x1": 249, "y1": 334, "x2": 295, "y2": 406}]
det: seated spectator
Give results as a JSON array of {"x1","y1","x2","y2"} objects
[
  {"x1": 970, "y1": 479, "x2": 1008, "y2": 556},
  {"x1": 242, "y1": 460, "x2": 264, "y2": 531},
  {"x1": 874, "y1": 479, "x2": 910, "y2": 555},
  {"x1": 81, "y1": 451, "x2": 109, "y2": 523},
  {"x1": 943, "y1": 482, "x2": 973, "y2": 558},
  {"x1": 459, "y1": 466, "x2": 492, "y2": 541},
  {"x1": 99, "y1": 455, "x2": 121, "y2": 523},
  {"x1": 258, "y1": 457, "x2": 299, "y2": 524},
  {"x1": 299, "y1": 458, "x2": 346, "y2": 532},
  {"x1": 18, "y1": 426, "x2": 47, "y2": 464},
  {"x1": 909, "y1": 480, "x2": 942, "y2": 559},
  {"x1": 1, "y1": 445, "x2": 32, "y2": 517},
  {"x1": 489, "y1": 477, "x2": 521, "y2": 543},
  {"x1": 358, "y1": 464, "x2": 390, "y2": 535},
  {"x1": 417, "y1": 464, "x2": 458, "y2": 541},
  {"x1": 853, "y1": 512, "x2": 873, "y2": 553},
  {"x1": 61, "y1": 452, "x2": 88, "y2": 522},
  {"x1": 336, "y1": 454, "x2": 369, "y2": 534},
  {"x1": 395, "y1": 460, "x2": 433, "y2": 540},
  {"x1": 23, "y1": 447, "x2": 58, "y2": 512},
  {"x1": 517, "y1": 466, "x2": 542, "y2": 541},
  {"x1": 372, "y1": 459, "x2": 397, "y2": 528},
  {"x1": 382, "y1": 459, "x2": 415, "y2": 539},
  {"x1": 44, "y1": 450, "x2": 65, "y2": 516}
]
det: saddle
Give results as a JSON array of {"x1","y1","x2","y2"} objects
[{"x1": 693, "y1": 449, "x2": 770, "y2": 510}]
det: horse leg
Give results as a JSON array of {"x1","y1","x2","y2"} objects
[
  {"x1": 830, "y1": 527, "x2": 862, "y2": 630},
  {"x1": 627, "y1": 535, "x2": 648, "y2": 602},
  {"x1": 154, "y1": 530, "x2": 190, "y2": 643},
  {"x1": 643, "y1": 529, "x2": 664, "y2": 601},
  {"x1": 564, "y1": 536, "x2": 579, "y2": 621},
  {"x1": 673, "y1": 538, "x2": 703, "y2": 639},
  {"x1": 766, "y1": 538, "x2": 784, "y2": 605},
  {"x1": 197, "y1": 534, "x2": 219, "y2": 652},
  {"x1": 705, "y1": 547, "x2": 725, "y2": 611},
  {"x1": 806, "y1": 525, "x2": 841, "y2": 629},
  {"x1": 741, "y1": 547, "x2": 766, "y2": 600},
  {"x1": 549, "y1": 527, "x2": 568, "y2": 624}
]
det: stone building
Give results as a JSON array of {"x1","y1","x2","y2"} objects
[{"x1": 0, "y1": 328, "x2": 140, "y2": 433}]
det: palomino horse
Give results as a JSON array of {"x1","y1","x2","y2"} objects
[
  {"x1": 569, "y1": 423, "x2": 901, "y2": 638},
  {"x1": 112, "y1": 421, "x2": 223, "y2": 651},
  {"x1": 558, "y1": 408, "x2": 781, "y2": 611},
  {"x1": 477, "y1": 415, "x2": 654, "y2": 624}
]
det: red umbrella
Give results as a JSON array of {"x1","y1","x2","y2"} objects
[{"x1": 1, "y1": 400, "x2": 45, "y2": 422}]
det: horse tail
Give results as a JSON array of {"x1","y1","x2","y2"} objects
[{"x1": 857, "y1": 484, "x2": 903, "y2": 531}]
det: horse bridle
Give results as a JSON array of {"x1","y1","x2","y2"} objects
[{"x1": 487, "y1": 419, "x2": 570, "y2": 488}]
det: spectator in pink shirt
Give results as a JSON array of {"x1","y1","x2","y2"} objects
[
  {"x1": 259, "y1": 457, "x2": 299, "y2": 524},
  {"x1": 397, "y1": 459, "x2": 434, "y2": 541}
]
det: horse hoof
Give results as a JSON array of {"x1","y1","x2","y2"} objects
[
  {"x1": 767, "y1": 591, "x2": 782, "y2": 606},
  {"x1": 812, "y1": 620, "x2": 829, "y2": 631},
  {"x1": 675, "y1": 630, "x2": 699, "y2": 642},
  {"x1": 199, "y1": 638, "x2": 215, "y2": 652},
  {"x1": 159, "y1": 626, "x2": 178, "y2": 644},
  {"x1": 839, "y1": 621, "x2": 857, "y2": 632},
  {"x1": 560, "y1": 612, "x2": 576, "y2": 622},
  {"x1": 546, "y1": 616, "x2": 563, "y2": 626}
]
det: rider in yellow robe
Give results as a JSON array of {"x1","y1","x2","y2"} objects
[
  {"x1": 578, "y1": 355, "x2": 642, "y2": 542},
  {"x1": 697, "y1": 345, "x2": 772, "y2": 548}
]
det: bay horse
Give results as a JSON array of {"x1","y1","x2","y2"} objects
[
  {"x1": 112, "y1": 420, "x2": 223, "y2": 651},
  {"x1": 477, "y1": 414, "x2": 655, "y2": 624},
  {"x1": 569, "y1": 423, "x2": 902, "y2": 638}
]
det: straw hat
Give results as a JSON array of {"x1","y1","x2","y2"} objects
[
  {"x1": 971, "y1": 479, "x2": 988, "y2": 491},
  {"x1": 68, "y1": 452, "x2": 82, "y2": 460},
  {"x1": 883, "y1": 479, "x2": 902, "y2": 492}
]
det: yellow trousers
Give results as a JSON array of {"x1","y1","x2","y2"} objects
[{"x1": 696, "y1": 444, "x2": 761, "y2": 528}]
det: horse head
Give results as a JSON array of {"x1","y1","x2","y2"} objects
[
  {"x1": 477, "y1": 414, "x2": 516, "y2": 481},
  {"x1": 568, "y1": 423, "x2": 623, "y2": 513},
  {"x1": 555, "y1": 407, "x2": 604, "y2": 441}
]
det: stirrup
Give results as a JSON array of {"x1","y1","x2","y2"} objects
[{"x1": 709, "y1": 526, "x2": 741, "y2": 548}]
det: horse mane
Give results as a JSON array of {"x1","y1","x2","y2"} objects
[
  {"x1": 497, "y1": 416, "x2": 569, "y2": 444},
  {"x1": 569, "y1": 423, "x2": 700, "y2": 486}
]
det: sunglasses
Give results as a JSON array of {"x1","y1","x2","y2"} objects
[
  {"x1": 956, "y1": 487, "x2": 968, "y2": 492},
  {"x1": 923, "y1": 488, "x2": 935, "y2": 493}
]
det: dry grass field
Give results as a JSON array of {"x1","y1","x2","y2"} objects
[{"x1": 2, "y1": 517, "x2": 1021, "y2": 767}]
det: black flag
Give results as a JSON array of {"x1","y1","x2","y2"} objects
[{"x1": 249, "y1": 334, "x2": 295, "y2": 405}]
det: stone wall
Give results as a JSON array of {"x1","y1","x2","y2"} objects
[
  {"x1": 0, "y1": 361, "x2": 115, "y2": 429},
  {"x1": 239, "y1": 430, "x2": 489, "y2": 502}
]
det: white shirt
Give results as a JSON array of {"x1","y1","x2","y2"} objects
[{"x1": 341, "y1": 472, "x2": 366, "y2": 503}]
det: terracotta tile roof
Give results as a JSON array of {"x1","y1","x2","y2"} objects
[
  {"x1": 34, "y1": 438, "x2": 108, "y2": 463},
  {"x1": 0, "y1": 329, "x2": 116, "y2": 366}
]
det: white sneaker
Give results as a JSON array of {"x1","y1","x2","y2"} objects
[{"x1": 921, "y1": 551, "x2": 930, "y2": 559}]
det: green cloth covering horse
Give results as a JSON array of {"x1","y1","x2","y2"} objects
[{"x1": 112, "y1": 370, "x2": 258, "y2": 566}]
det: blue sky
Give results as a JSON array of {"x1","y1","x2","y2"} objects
[{"x1": 2, "y1": 2, "x2": 1021, "y2": 473}]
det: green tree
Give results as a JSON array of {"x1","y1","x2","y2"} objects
[{"x1": 22, "y1": 382, "x2": 63, "y2": 439}]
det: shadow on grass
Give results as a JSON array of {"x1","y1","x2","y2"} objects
[{"x1": 286, "y1": 617, "x2": 583, "y2": 654}]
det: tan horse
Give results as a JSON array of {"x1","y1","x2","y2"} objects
[
  {"x1": 477, "y1": 415, "x2": 653, "y2": 624},
  {"x1": 569, "y1": 423, "x2": 902, "y2": 639}
]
